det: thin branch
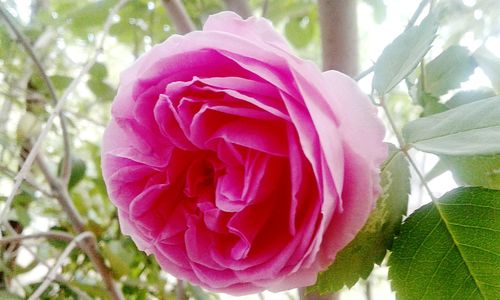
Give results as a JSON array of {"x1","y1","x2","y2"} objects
[
  {"x1": 2, "y1": 222, "x2": 91, "y2": 299},
  {"x1": 176, "y1": 279, "x2": 186, "y2": 300},
  {"x1": 222, "y1": 0, "x2": 252, "y2": 18},
  {"x1": 36, "y1": 153, "x2": 124, "y2": 300},
  {"x1": 379, "y1": 95, "x2": 435, "y2": 200},
  {"x1": 261, "y1": 0, "x2": 269, "y2": 18},
  {"x1": 406, "y1": 0, "x2": 431, "y2": 30},
  {"x1": 0, "y1": 4, "x2": 72, "y2": 186},
  {"x1": 0, "y1": 231, "x2": 74, "y2": 245},
  {"x1": 161, "y1": 0, "x2": 196, "y2": 34},
  {"x1": 0, "y1": 165, "x2": 53, "y2": 198},
  {"x1": 0, "y1": 0, "x2": 128, "y2": 232},
  {"x1": 28, "y1": 231, "x2": 94, "y2": 300},
  {"x1": 1, "y1": 1, "x2": 129, "y2": 299}
]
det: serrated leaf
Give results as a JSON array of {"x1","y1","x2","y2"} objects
[
  {"x1": 425, "y1": 45, "x2": 477, "y2": 97},
  {"x1": 403, "y1": 96, "x2": 500, "y2": 155},
  {"x1": 373, "y1": 14, "x2": 438, "y2": 94},
  {"x1": 309, "y1": 145, "x2": 409, "y2": 293},
  {"x1": 441, "y1": 154, "x2": 500, "y2": 190},
  {"x1": 389, "y1": 187, "x2": 500, "y2": 299},
  {"x1": 474, "y1": 46, "x2": 500, "y2": 92}
]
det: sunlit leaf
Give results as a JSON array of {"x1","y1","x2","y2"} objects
[
  {"x1": 373, "y1": 14, "x2": 438, "y2": 94},
  {"x1": 403, "y1": 96, "x2": 500, "y2": 155},
  {"x1": 425, "y1": 45, "x2": 477, "y2": 97},
  {"x1": 389, "y1": 187, "x2": 500, "y2": 299}
]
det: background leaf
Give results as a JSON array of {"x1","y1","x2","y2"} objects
[
  {"x1": 373, "y1": 14, "x2": 438, "y2": 95},
  {"x1": 389, "y1": 187, "x2": 500, "y2": 299},
  {"x1": 442, "y1": 154, "x2": 500, "y2": 190},
  {"x1": 308, "y1": 145, "x2": 410, "y2": 293},
  {"x1": 424, "y1": 45, "x2": 477, "y2": 97},
  {"x1": 403, "y1": 96, "x2": 500, "y2": 155}
]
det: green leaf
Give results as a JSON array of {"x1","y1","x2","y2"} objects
[
  {"x1": 424, "y1": 159, "x2": 449, "y2": 182},
  {"x1": 102, "y1": 240, "x2": 134, "y2": 279},
  {"x1": 403, "y1": 96, "x2": 500, "y2": 155},
  {"x1": 389, "y1": 187, "x2": 500, "y2": 299},
  {"x1": 87, "y1": 78, "x2": 115, "y2": 102},
  {"x1": 67, "y1": 0, "x2": 115, "y2": 38},
  {"x1": 0, "y1": 290, "x2": 23, "y2": 300},
  {"x1": 425, "y1": 45, "x2": 477, "y2": 97},
  {"x1": 58, "y1": 156, "x2": 87, "y2": 190},
  {"x1": 89, "y1": 63, "x2": 108, "y2": 81},
  {"x1": 373, "y1": 14, "x2": 438, "y2": 95},
  {"x1": 50, "y1": 75, "x2": 73, "y2": 91},
  {"x1": 446, "y1": 89, "x2": 497, "y2": 109},
  {"x1": 285, "y1": 16, "x2": 314, "y2": 49},
  {"x1": 441, "y1": 154, "x2": 500, "y2": 190},
  {"x1": 309, "y1": 145, "x2": 409, "y2": 293},
  {"x1": 474, "y1": 46, "x2": 500, "y2": 92},
  {"x1": 420, "y1": 92, "x2": 448, "y2": 116}
]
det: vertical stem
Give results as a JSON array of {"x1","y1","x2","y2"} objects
[
  {"x1": 161, "y1": 0, "x2": 196, "y2": 34},
  {"x1": 176, "y1": 279, "x2": 186, "y2": 300},
  {"x1": 222, "y1": 0, "x2": 252, "y2": 18},
  {"x1": 317, "y1": 0, "x2": 359, "y2": 75}
]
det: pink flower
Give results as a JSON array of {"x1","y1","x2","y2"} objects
[{"x1": 102, "y1": 11, "x2": 386, "y2": 295}]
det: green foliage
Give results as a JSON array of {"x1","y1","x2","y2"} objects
[
  {"x1": 309, "y1": 145, "x2": 410, "y2": 293},
  {"x1": 474, "y1": 46, "x2": 500, "y2": 92},
  {"x1": 424, "y1": 45, "x2": 477, "y2": 97},
  {"x1": 285, "y1": 15, "x2": 315, "y2": 49},
  {"x1": 389, "y1": 187, "x2": 500, "y2": 299},
  {"x1": 442, "y1": 154, "x2": 500, "y2": 190},
  {"x1": 373, "y1": 14, "x2": 438, "y2": 95},
  {"x1": 404, "y1": 96, "x2": 500, "y2": 155}
]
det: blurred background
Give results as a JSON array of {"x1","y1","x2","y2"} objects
[{"x1": 0, "y1": 0, "x2": 499, "y2": 299}]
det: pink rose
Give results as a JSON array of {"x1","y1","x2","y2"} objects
[{"x1": 102, "y1": 12, "x2": 386, "y2": 295}]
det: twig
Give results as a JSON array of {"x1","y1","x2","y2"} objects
[
  {"x1": 0, "y1": 231, "x2": 74, "y2": 245},
  {"x1": 28, "y1": 231, "x2": 94, "y2": 300},
  {"x1": 36, "y1": 153, "x2": 124, "y2": 300},
  {"x1": 0, "y1": 165, "x2": 53, "y2": 198},
  {"x1": 0, "y1": 4, "x2": 72, "y2": 186},
  {"x1": 379, "y1": 95, "x2": 435, "y2": 200},
  {"x1": 261, "y1": 0, "x2": 269, "y2": 18},
  {"x1": 1, "y1": 1, "x2": 129, "y2": 299},
  {"x1": 176, "y1": 279, "x2": 186, "y2": 300},
  {"x1": 161, "y1": 0, "x2": 196, "y2": 34},
  {"x1": 1, "y1": 222, "x2": 91, "y2": 299},
  {"x1": 222, "y1": 0, "x2": 252, "y2": 18},
  {"x1": 0, "y1": 0, "x2": 127, "y2": 231},
  {"x1": 406, "y1": 0, "x2": 431, "y2": 30}
]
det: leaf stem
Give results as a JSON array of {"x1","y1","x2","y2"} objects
[{"x1": 379, "y1": 95, "x2": 436, "y2": 201}]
